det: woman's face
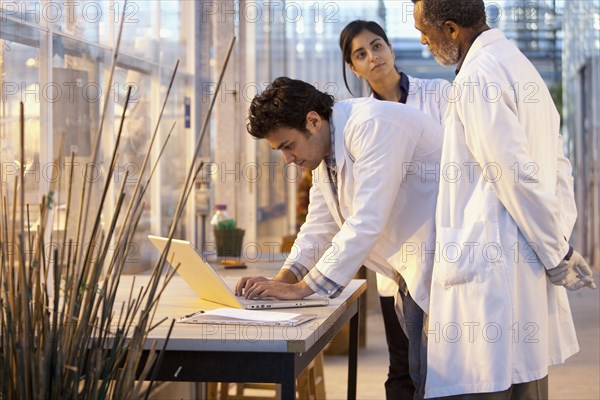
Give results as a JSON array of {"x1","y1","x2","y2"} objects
[{"x1": 348, "y1": 29, "x2": 395, "y2": 83}]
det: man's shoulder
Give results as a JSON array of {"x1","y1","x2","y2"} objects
[
  {"x1": 459, "y1": 34, "x2": 529, "y2": 81},
  {"x1": 341, "y1": 97, "x2": 411, "y2": 124},
  {"x1": 338, "y1": 97, "x2": 379, "y2": 108},
  {"x1": 407, "y1": 75, "x2": 450, "y2": 89},
  {"x1": 458, "y1": 39, "x2": 545, "y2": 93},
  {"x1": 339, "y1": 97, "x2": 404, "y2": 114},
  {"x1": 338, "y1": 97, "x2": 440, "y2": 137}
]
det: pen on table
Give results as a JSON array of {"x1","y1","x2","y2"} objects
[{"x1": 182, "y1": 310, "x2": 205, "y2": 318}]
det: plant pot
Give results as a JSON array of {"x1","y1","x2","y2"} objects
[{"x1": 214, "y1": 228, "x2": 245, "y2": 257}]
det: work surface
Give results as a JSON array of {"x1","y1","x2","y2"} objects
[
  {"x1": 114, "y1": 263, "x2": 366, "y2": 398},
  {"x1": 115, "y1": 273, "x2": 366, "y2": 353}
]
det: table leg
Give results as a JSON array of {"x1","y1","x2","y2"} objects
[
  {"x1": 280, "y1": 368, "x2": 296, "y2": 400},
  {"x1": 347, "y1": 296, "x2": 360, "y2": 400}
]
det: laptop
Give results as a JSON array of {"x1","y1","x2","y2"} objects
[{"x1": 148, "y1": 235, "x2": 329, "y2": 310}]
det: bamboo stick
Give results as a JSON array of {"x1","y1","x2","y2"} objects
[{"x1": 0, "y1": 27, "x2": 238, "y2": 400}]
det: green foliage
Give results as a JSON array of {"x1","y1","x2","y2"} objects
[
  {"x1": 550, "y1": 83, "x2": 563, "y2": 123},
  {"x1": 216, "y1": 219, "x2": 237, "y2": 230}
]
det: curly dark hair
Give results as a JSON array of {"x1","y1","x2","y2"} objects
[
  {"x1": 412, "y1": 0, "x2": 486, "y2": 29},
  {"x1": 247, "y1": 77, "x2": 334, "y2": 139},
  {"x1": 339, "y1": 20, "x2": 392, "y2": 95}
]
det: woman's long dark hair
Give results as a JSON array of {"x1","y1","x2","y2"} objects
[{"x1": 339, "y1": 20, "x2": 392, "y2": 95}]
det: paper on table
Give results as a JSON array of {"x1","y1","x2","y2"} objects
[{"x1": 201, "y1": 308, "x2": 302, "y2": 322}]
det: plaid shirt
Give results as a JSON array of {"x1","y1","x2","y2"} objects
[{"x1": 282, "y1": 261, "x2": 344, "y2": 298}]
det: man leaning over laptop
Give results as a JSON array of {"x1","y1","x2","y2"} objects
[{"x1": 235, "y1": 77, "x2": 442, "y2": 395}]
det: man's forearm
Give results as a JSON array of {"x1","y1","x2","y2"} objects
[{"x1": 273, "y1": 269, "x2": 300, "y2": 284}]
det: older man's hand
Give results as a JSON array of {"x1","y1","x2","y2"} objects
[{"x1": 547, "y1": 250, "x2": 596, "y2": 290}]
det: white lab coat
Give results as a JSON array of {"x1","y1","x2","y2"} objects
[
  {"x1": 425, "y1": 29, "x2": 579, "y2": 398},
  {"x1": 375, "y1": 75, "x2": 449, "y2": 297},
  {"x1": 285, "y1": 98, "x2": 442, "y2": 312},
  {"x1": 406, "y1": 75, "x2": 449, "y2": 126}
]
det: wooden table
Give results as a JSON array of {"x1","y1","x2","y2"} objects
[{"x1": 117, "y1": 272, "x2": 366, "y2": 399}]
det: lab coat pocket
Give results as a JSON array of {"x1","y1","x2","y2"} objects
[{"x1": 436, "y1": 221, "x2": 492, "y2": 288}]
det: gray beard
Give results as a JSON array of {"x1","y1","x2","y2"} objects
[{"x1": 432, "y1": 43, "x2": 460, "y2": 67}]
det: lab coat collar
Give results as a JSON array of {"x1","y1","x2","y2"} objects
[
  {"x1": 316, "y1": 102, "x2": 347, "y2": 179},
  {"x1": 371, "y1": 70, "x2": 410, "y2": 104},
  {"x1": 457, "y1": 28, "x2": 506, "y2": 78},
  {"x1": 313, "y1": 102, "x2": 349, "y2": 225},
  {"x1": 454, "y1": 30, "x2": 486, "y2": 75}
]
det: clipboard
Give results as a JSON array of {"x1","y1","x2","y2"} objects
[{"x1": 178, "y1": 308, "x2": 317, "y2": 327}]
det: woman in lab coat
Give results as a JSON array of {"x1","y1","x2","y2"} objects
[{"x1": 339, "y1": 19, "x2": 448, "y2": 400}]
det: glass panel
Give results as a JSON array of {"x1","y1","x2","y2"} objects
[
  {"x1": 50, "y1": 0, "x2": 110, "y2": 45},
  {"x1": 0, "y1": 0, "x2": 42, "y2": 26},
  {"x1": 256, "y1": 141, "x2": 289, "y2": 243},
  {"x1": 159, "y1": 0, "x2": 187, "y2": 69},
  {"x1": 115, "y1": 0, "x2": 158, "y2": 62},
  {"x1": 0, "y1": 22, "x2": 43, "y2": 228},
  {"x1": 113, "y1": 62, "x2": 155, "y2": 273},
  {"x1": 1, "y1": 0, "x2": 195, "y2": 268},
  {"x1": 50, "y1": 33, "x2": 110, "y2": 251},
  {"x1": 254, "y1": 6, "x2": 289, "y2": 244},
  {"x1": 159, "y1": 71, "x2": 192, "y2": 240}
]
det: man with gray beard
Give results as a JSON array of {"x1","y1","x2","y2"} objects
[{"x1": 411, "y1": 0, "x2": 595, "y2": 399}]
